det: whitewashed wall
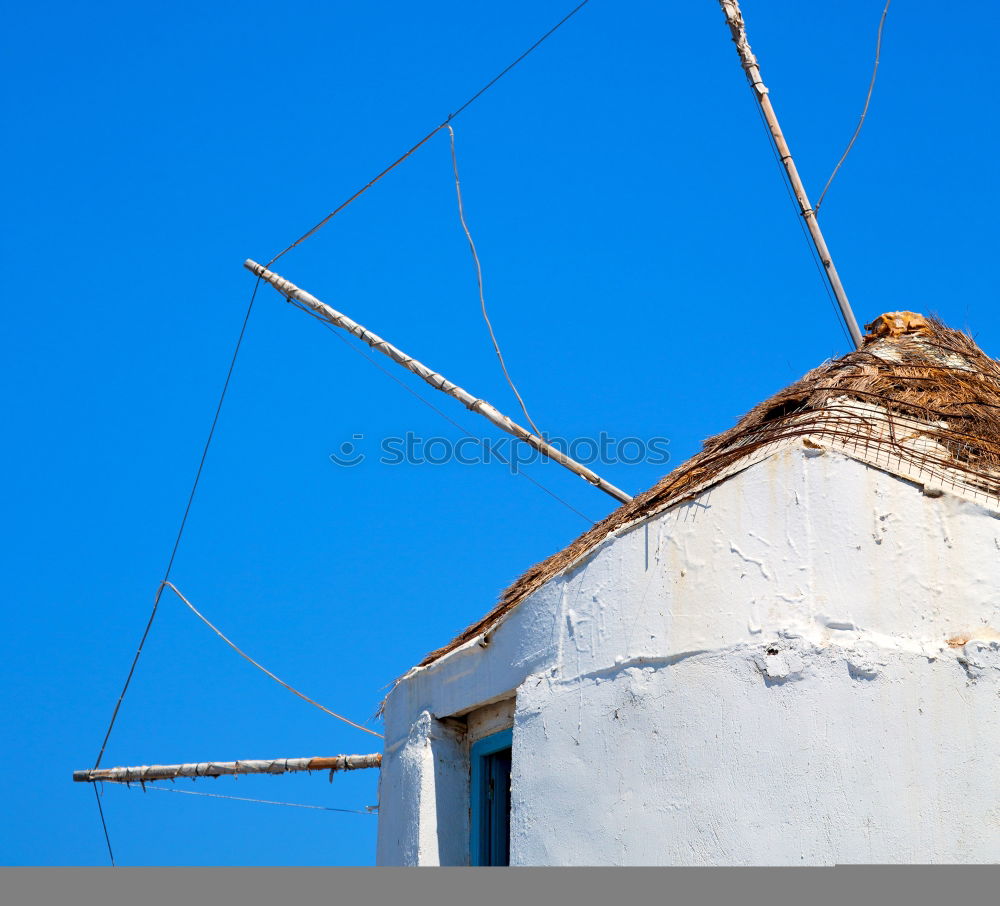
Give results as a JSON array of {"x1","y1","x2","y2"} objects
[{"x1": 377, "y1": 444, "x2": 1000, "y2": 864}]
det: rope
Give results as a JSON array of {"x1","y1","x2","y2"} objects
[
  {"x1": 447, "y1": 125, "x2": 543, "y2": 436},
  {"x1": 161, "y1": 581, "x2": 383, "y2": 739},
  {"x1": 264, "y1": 0, "x2": 592, "y2": 269},
  {"x1": 815, "y1": 0, "x2": 891, "y2": 213},
  {"x1": 137, "y1": 784, "x2": 376, "y2": 815}
]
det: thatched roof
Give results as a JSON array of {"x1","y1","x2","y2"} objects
[{"x1": 417, "y1": 313, "x2": 1000, "y2": 669}]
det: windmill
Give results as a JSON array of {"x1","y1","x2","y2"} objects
[{"x1": 76, "y1": 1, "x2": 1000, "y2": 869}]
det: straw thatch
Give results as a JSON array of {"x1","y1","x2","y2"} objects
[{"x1": 416, "y1": 313, "x2": 1000, "y2": 669}]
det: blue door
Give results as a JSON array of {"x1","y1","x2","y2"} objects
[{"x1": 470, "y1": 728, "x2": 513, "y2": 865}]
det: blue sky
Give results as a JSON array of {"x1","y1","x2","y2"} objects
[{"x1": 3, "y1": 0, "x2": 997, "y2": 865}]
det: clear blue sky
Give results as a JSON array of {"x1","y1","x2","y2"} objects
[{"x1": 3, "y1": 0, "x2": 997, "y2": 865}]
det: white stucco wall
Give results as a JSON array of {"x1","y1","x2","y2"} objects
[
  {"x1": 512, "y1": 642, "x2": 1000, "y2": 864},
  {"x1": 376, "y1": 711, "x2": 468, "y2": 865},
  {"x1": 377, "y1": 444, "x2": 1000, "y2": 864}
]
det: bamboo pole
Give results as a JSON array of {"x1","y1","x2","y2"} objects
[
  {"x1": 73, "y1": 754, "x2": 382, "y2": 784},
  {"x1": 244, "y1": 259, "x2": 634, "y2": 505},
  {"x1": 717, "y1": 0, "x2": 864, "y2": 350}
]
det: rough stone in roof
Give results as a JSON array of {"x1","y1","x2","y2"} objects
[
  {"x1": 418, "y1": 314, "x2": 1000, "y2": 668},
  {"x1": 863, "y1": 311, "x2": 932, "y2": 343}
]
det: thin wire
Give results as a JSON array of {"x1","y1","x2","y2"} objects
[
  {"x1": 162, "y1": 276, "x2": 265, "y2": 583},
  {"x1": 137, "y1": 784, "x2": 376, "y2": 815},
  {"x1": 92, "y1": 585, "x2": 166, "y2": 771},
  {"x1": 265, "y1": 127, "x2": 447, "y2": 268},
  {"x1": 815, "y1": 0, "x2": 891, "y2": 213},
  {"x1": 447, "y1": 125, "x2": 543, "y2": 436},
  {"x1": 160, "y1": 580, "x2": 383, "y2": 739},
  {"x1": 304, "y1": 307, "x2": 595, "y2": 524},
  {"x1": 93, "y1": 785, "x2": 115, "y2": 866},
  {"x1": 93, "y1": 275, "x2": 265, "y2": 774},
  {"x1": 448, "y1": 1, "x2": 591, "y2": 122},
  {"x1": 265, "y1": 0, "x2": 592, "y2": 269}
]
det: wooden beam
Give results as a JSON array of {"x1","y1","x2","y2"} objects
[
  {"x1": 717, "y1": 0, "x2": 864, "y2": 349},
  {"x1": 73, "y1": 754, "x2": 382, "y2": 784},
  {"x1": 244, "y1": 258, "x2": 634, "y2": 505}
]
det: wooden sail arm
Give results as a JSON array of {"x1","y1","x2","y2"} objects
[
  {"x1": 244, "y1": 258, "x2": 634, "y2": 505},
  {"x1": 73, "y1": 754, "x2": 382, "y2": 784},
  {"x1": 717, "y1": 0, "x2": 864, "y2": 350}
]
